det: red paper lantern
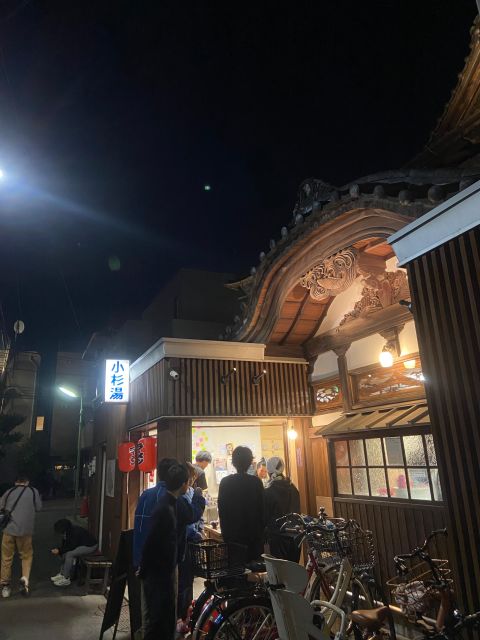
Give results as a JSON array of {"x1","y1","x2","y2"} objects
[
  {"x1": 137, "y1": 436, "x2": 157, "y2": 472},
  {"x1": 118, "y1": 442, "x2": 136, "y2": 473}
]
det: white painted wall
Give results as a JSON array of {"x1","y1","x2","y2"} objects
[
  {"x1": 399, "y1": 321, "x2": 419, "y2": 356},
  {"x1": 312, "y1": 350, "x2": 338, "y2": 380},
  {"x1": 346, "y1": 333, "x2": 386, "y2": 370},
  {"x1": 312, "y1": 412, "x2": 342, "y2": 427}
]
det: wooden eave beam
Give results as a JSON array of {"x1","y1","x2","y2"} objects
[{"x1": 305, "y1": 303, "x2": 413, "y2": 358}]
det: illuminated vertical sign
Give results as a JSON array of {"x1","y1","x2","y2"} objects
[{"x1": 105, "y1": 359, "x2": 130, "y2": 403}]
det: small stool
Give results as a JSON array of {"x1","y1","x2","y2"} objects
[{"x1": 81, "y1": 555, "x2": 112, "y2": 594}]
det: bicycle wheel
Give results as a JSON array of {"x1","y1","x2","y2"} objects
[
  {"x1": 307, "y1": 563, "x2": 340, "y2": 602},
  {"x1": 206, "y1": 596, "x2": 276, "y2": 640}
]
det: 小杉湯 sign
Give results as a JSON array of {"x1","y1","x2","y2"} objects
[{"x1": 105, "y1": 359, "x2": 130, "y2": 403}]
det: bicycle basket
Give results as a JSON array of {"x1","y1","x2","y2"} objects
[
  {"x1": 306, "y1": 531, "x2": 343, "y2": 567},
  {"x1": 338, "y1": 523, "x2": 376, "y2": 573},
  {"x1": 190, "y1": 540, "x2": 247, "y2": 578},
  {"x1": 387, "y1": 559, "x2": 451, "y2": 617}
]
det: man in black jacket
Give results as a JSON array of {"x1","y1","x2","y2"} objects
[
  {"x1": 51, "y1": 519, "x2": 98, "y2": 586},
  {"x1": 218, "y1": 446, "x2": 265, "y2": 562},
  {"x1": 138, "y1": 464, "x2": 189, "y2": 640},
  {"x1": 264, "y1": 456, "x2": 301, "y2": 562}
]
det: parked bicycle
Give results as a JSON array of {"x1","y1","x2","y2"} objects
[
  {"x1": 188, "y1": 539, "x2": 276, "y2": 639},
  {"x1": 352, "y1": 529, "x2": 480, "y2": 639},
  {"x1": 277, "y1": 510, "x2": 378, "y2": 637}
]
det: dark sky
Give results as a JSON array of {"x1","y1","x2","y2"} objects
[{"x1": 0, "y1": 1, "x2": 476, "y2": 353}]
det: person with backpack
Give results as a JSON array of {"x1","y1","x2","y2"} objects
[{"x1": 0, "y1": 474, "x2": 42, "y2": 598}]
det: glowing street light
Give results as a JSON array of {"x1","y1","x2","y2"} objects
[{"x1": 58, "y1": 386, "x2": 78, "y2": 398}]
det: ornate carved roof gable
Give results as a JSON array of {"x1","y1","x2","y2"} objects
[{"x1": 410, "y1": 17, "x2": 480, "y2": 168}]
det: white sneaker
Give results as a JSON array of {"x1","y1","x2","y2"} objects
[
  {"x1": 50, "y1": 573, "x2": 63, "y2": 582},
  {"x1": 19, "y1": 576, "x2": 29, "y2": 596},
  {"x1": 1, "y1": 585, "x2": 11, "y2": 598},
  {"x1": 53, "y1": 577, "x2": 71, "y2": 587}
]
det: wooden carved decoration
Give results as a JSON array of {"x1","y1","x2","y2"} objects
[
  {"x1": 340, "y1": 270, "x2": 410, "y2": 325},
  {"x1": 300, "y1": 248, "x2": 357, "y2": 299}
]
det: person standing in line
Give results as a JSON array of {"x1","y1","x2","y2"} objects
[
  {"x1": 264, "y1": 456, "x2": 301, "y2": 562},
  {"x1": 177, "y1": 463, "x2": 206, "y2": 628},
  {"x1": 138, "y1": 464, "x2": 190, "y2": 640},
  {"x1": 0, "y1": 475, "x2": 42, "y2": 598},
  {"x1": 218, "y1": 446, "x2": 265, "y2": 562},
  {"x1": 193, "y1": 451, "x2": 212, "y2": 491},
  {"x1": 50, "y1": 519, "x2": 98, "y2": 586},
  {"x1": 256, "y1": 458, "x2": 269, "y2": 487},
  {"x1": 133, "y1": 457, "x2": 205, "y2": 570}
]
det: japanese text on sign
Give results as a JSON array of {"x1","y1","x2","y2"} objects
[{"x1": 105, "y1": 359, "x2": 130, "y2": 403}]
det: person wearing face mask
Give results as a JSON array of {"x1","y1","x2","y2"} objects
[{"x1": 264, "y1": 456, "x2": 301, "y2": 562}]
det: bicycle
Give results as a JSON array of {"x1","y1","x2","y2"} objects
[
  {"x1": 188, "y1": 540, "x2": 276, "y2": 639},
  {"x1": 352, "y1": 529, "x2": 480, "y2": 640},
  {"x1": 277, "y1": 511, "x2": 378, "y2": 637}
]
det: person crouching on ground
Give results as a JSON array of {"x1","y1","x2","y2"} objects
[
  {"x1": 50, "y1": 519, "x2": 98, "y2": 586},
  {"x1": 0, "y1": 474, "x2": 42, "y2": 598},
  {"x1": 138, "y1": 464, "x2": 190, "y2": 640},
  {"x1": 264, "y1": 456, "x2": 301, "y2": 562},
  {"x1": 218, "y1": 446, "x2": 265, "y2": 562}
]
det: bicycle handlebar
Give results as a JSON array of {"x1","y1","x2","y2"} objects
[{"x1": 394, "y1": 529, "x2": 447, "y2": 563}]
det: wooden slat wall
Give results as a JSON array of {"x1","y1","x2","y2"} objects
[
  {"x1": 129, "y1": 358, "x2": 312, "y2": 427},
  {"x1": 334, "y1": 499, "x2": 447, "y2": 590},
  {"x1": 407, "y1": 225, "x2": 480, "y2": 612}
]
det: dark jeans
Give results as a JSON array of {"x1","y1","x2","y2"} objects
[
  {"x1": 177, "y1": 548, "x2": 194, "y2": 620},
  {"x1": 140, "y1": 571, "x2": 176, "y2": 640}
]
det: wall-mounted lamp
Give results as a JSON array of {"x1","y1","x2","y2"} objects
[
  {"x1": 378, "y1": 328, "x2": 401, "y2": 368},
  {"x1": 169, "y1": 369, "x2": 180, "y2": 381},
  {"x1": 252, "y1": 369, "x2": 267, "y2": 385},
  {"x1": 221, "y1": 367, "x2": 237, "y2": 385},
  {"x1": 287, "y1": 426, "x2": 298, "y2": 440}
]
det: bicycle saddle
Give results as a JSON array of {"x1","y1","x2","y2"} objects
[{"x1": 351, "y1": 606, "x2": 389, "y2": 630}]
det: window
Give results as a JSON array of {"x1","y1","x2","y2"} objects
[
  {"x1": 35, "y1": 416, "x2": 45, "y2": 432},
  {"x1": 333, "y1": 433, "x2": 442, "y2": 502}
]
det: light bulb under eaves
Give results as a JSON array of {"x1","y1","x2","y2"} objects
[
  {"x1": 379, "y1": 350, "x2": 394, "y2": 368},
  {"x1": 287, "y1": 428, "x2": 298, "y2": 441}
]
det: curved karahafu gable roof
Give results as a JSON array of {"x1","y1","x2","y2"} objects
[
  {"x1": 223, "y1": 168, "x2": 480, "y2": 348},
  {"x1": 410, "y1": 17, "x2": 480, "y2": 168}
]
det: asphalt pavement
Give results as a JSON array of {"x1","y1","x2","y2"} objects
[{"x1": 0, "y1": 499, "x2": 130, "y2": 640}]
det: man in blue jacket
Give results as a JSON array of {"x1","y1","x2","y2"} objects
[{"x1": 133, "y1": 457, "x2": 205, "y2": 569}]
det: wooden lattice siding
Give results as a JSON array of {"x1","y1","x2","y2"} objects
[
  {"x1": 408, "y1": 225, "x2": 480, "y2": 612},
  {"x1": 128, "y1": 358, "x2": 312, "y2": 427},
  {"x1": 334, "y1": 499, "x2": 447, "y2": 590}
]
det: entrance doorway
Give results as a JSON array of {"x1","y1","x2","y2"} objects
[{"x1": 191, "y1": 420, "x2": 286, "y2": 524}]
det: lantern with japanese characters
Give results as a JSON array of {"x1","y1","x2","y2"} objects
[
  {"x1": 137, "y1": 437, "x2": 157, "y2": 473},
  {"x1": 118, "y1": 442, "x2": 136, "y2": 473}
]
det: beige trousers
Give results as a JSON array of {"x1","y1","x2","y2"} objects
[{"x1": 0, "y1": 534, "x2": 33, "y2": 584}]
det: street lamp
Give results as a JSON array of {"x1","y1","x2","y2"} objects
[{"x1": 58, "y1": 385, "x2": 83, "y2": 515}]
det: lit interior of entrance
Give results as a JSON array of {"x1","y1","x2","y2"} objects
[{"x1": 192, "y1": 421, "x2": 286, "y2": 524}]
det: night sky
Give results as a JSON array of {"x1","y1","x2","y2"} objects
[{"x1": 0, "y1": 1, "x2": 476, "y2": 353}]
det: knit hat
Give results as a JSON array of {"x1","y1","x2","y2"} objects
[{"x1": 267, "y1": 456, "x2": 285, "y2": 476}]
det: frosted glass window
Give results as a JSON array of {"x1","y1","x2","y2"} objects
[
  {"x1": 352, "y1": 468, "x2": 369, "y2": 496},
  {"x1": 334, "y1": 441, "x2": 349, "y2": 466},
  {"x1": 349, "y1": 440, "x2": 365, "y2": 466},
  {"x1": 336, "y1": 468, "x2": 352, "y2": 495},
  {"x1": 403, "y1": 435, "x2": 426, "y2": 466},
  {"x1": 366, "y1": 438, "x2": 383, "y2": 466},
  {"x1": 425, "y1": 434, "x2": 437, "y2": 465},
  {"x1": 384, "y1": 437, "x2": 404, "y2": 466}
]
